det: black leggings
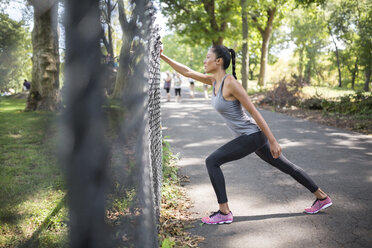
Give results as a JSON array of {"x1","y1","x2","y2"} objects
[
  {"x1": 175, "y1": 88, "x2": 181, "y2": 96},
  {"x1": 205, "y1": 131, "x2": 319, "y2": 204}
]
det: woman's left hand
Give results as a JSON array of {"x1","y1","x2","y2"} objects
[
  {"x1": 269, "y1": 140, "x2": 282, "y2": 159},
  {"x1": 160, "y1": 43, "x2": 164, "y2": 56}
]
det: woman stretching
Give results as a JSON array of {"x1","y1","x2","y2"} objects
[{"x1": 160, "y1": 45, "x2": 332, "y2": 224}]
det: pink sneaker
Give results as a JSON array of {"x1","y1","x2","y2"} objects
[
  {"x1": 202, "y1": 210, "x2": 233, "y2": 224},
  {"x1": 304, "y1": 196, "x2": 333, "y2": 214}
]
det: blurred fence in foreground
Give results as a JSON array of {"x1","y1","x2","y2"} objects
[{"x1": 62, "y1": 0, "x2": 162, "y2": 247}]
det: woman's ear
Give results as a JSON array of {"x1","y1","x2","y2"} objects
[{"x1": 215, "y1": 57, "x2": 222, "y2": 65}]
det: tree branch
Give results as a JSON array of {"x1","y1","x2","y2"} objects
[
  {"x1": 118, "y1": 0, "x2": 129, "y2": 32},
  {"x1": 201, "y1": 0, "x2": 219, "y2": 32},
  {"x1": 250, "y1": 14, "x2": 264, "y2": 34}
]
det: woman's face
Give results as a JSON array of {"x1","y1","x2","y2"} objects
[{"x1": 203, "y1": 49, "x2": 220, "y2": 74}]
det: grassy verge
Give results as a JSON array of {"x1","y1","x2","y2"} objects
[
  {"x1": 0, "y1": 96, "x2": 205, "y2": 247},
  {"x1": 159, "y1": 138, "x2": 204, "y2": 248},
  {"x1": 0, "y1": 96, "x2": 68, "y2": 247},
  {"x1": 302, "y1": 86, "x2": 357, "y2": 99}
]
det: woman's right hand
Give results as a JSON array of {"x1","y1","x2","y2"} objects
[{"x1": 269, "y1": 139, "x2": 282, "y2": 159}]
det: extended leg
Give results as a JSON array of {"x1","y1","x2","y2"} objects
[{"x1": 255, "y1": 142, "x2": 319, "y2": 193}]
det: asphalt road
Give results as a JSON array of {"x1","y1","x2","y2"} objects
[{"x1": 160, "y1": 87, "x2": 372, "y2": 248}]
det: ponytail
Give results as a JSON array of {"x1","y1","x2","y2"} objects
[
  {"x1": 212, "y1": 45, "x2": 238, "y2": 80},
  {"x1": 228, "y1": 48, "x2": 237, "y2": 80}
]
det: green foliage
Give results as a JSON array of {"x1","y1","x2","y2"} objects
[
  {"x1": 326, "y1": 0, "x2": 372, "y2": 89},
  {"x1": 161, "y1": 34, "x2": 208, "y2": 73},
  {"x1": 111, "y1": 189, "x2": 136, "y2": 212},
  {"x1": 301, "y1": 91, "x2": 372, "y2": 118},
  {"x1": 287, "y1": 6, "x2": 329, "y2": 84},
  {"x1": 160, "y1": 0, "x2": 240, "y2": 46},
  {"x1": 295, "y1": 0, "x2": 326, "y2": 7},
  {"x1": 161, "y1": 237, "x2": 176, "y2": 248},
  {"x1": 162, "y1": 137, "x2": 179, "y2": 185},
  {"x1": 0, "y1": 13, "x2": 32, "y2": 93},
  {"x1": 300, "y1": 97, "x2": 323, "y2": 109},
  {"x1": 321, "y1": 92, "x2": 372, "y2": 117}
]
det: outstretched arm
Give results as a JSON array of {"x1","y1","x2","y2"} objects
[{"x1": 160, "y1": 50, "x2": 214, "y2": 85}]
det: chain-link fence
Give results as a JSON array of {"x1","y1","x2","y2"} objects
[
  {"x1": 62, "y1": 0, "x2": 162, "y2": 247},
  {"x1": 148, "y1": 27, "x2": 163, "y2": 224}
]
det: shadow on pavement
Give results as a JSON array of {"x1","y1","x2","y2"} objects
[{"x1": 232, "y1": 212, "x2": 312, "y2": 223}]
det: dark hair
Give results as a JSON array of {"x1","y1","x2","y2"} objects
[{"x1": 212, "y1": 45, "x2": 237, "y2": 79}]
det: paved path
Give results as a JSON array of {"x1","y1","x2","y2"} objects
[{"x1": 160, "y1": 87, "x2": 372, "y2": 248}]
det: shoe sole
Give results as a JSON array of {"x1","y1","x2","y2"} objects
[
  {"x1": 305, "y1": 202, "x2": 333, "y2": 214},
  {"x1": 202, "y1": 220, "x2": 233, "y2": 225}
]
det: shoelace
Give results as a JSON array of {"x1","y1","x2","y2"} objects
[
  {"x1": 311, "y1": 197, "x2": 328, "y2": 206},
  {"x1": 311, "y1": 199, "x2": 319, "y2": 206},
  {"x1": 209, "y1": 211, "x2": 221, "y2": 218}
]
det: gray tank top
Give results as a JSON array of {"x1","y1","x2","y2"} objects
[{"x1": 211, "y1": 75, "x2": 260, "y2": 137}]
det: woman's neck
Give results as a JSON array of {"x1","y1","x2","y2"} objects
[{"x1": 214, "y1": 70, "x2": 227, "y2": 84}]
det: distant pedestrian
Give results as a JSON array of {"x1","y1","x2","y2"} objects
[
  {"x1": 174, "y1": 73, "x2": 182, "y2": 102},
  {"x1": 188, "y1": 78, "x2": 195, "y2": 98},
  {"x1": 203, "y1": 83, "x2": 209, "y2": 99},
  {"x1": 160, "y1": 45, "x2": 332, "y2": 225},
  {"x1": 23, "y1": 79, "x2": 31, "y2": 91},
  {"x1": 163, "y1": 72, "x2": 172, "y2": 102}
]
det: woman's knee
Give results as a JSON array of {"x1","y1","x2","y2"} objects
[{"x1": 205, "y1": 154, "x2": 219, "y2": 170}]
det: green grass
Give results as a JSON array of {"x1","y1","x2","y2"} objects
[
  {"x1": 302, "y1": 86, "x2": 362, "y2": 99},
  {"x1": 0, "y1": 97, "x2": 68, "y2": 248}
]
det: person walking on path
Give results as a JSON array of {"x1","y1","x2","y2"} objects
[
  {"x1": 160, "y1": 45, "x2": 333, "y2": 225},
  {"x1": 163, "y1": 72, "x2": 172, "y2": 102},
  {"x1": 188, "y1": 77, "x2": 195, "y2": 98},
  {"x1": 203, "y1": 83, "x2": 209, "y2": 99},
  {"x1": 174, "y1": 72, "x2": 182, "y2": 102}
]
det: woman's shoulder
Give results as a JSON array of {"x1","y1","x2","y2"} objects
[
  {"x1": 224, "y1": 75, "x2": 244, "y2": 92},
  {"x1": 224, "y1": 75, "x2": 239, "y2": 86}
]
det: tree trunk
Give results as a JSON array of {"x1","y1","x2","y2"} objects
[
  {"x1": 328, "y1": 25, "x2": 342, "y2": 87},
  {"x1": 105, "y1": 0, "x2": 114, "y2": 56},
  {"x1": 212, "y1": 37, "x2": 224, "y2": 46},
  {"x1": 112, "y1": 0, "x2": 134, "y2": 99},
  {"x1": 202, "y1": 0, "x2": 226, "y2": 46},
  {"x1": 249, "y1": 64, "x2": 255, "y2": 80},
  {"x1": 304, "y1": 61, "x2": 312, "y2": 84},
  {"x1": 364, "y1": 67, "x2": 371, "y2": 92},
  {"x1": 112, "y1": 34, "x2": 132, "y2": 98},
  {"x1": 26, "y1": 0, "x2": 60, "y2": 111},
  {"x1": 351, "y1": 58, "x2": 358, "y2": 90},
  {"x1": 240, "y1": 0, "x2": 249, "y2": 90},
  {"x1": 298, "y1": 46, "x2": 304, "y2": 83},
  {"x1": 335, "y1": 47, "x2": 342, "y2": 87},
  {"x1": 258, "y1": 8, "x2": 276, "y2": 87}
]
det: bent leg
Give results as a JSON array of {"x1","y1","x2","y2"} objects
[
  {"x1": 255, "y1": 143, "x2": 319, "y2": 193},
  {"x1": 206, "y1": 132, "x2": 264, "y2": 203}
]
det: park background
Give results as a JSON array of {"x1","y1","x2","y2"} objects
[{"x1": 0, "y1": 0, "x2": 371, "y2": 247}]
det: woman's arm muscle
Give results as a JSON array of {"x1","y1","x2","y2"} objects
[{"x1": 160, "y1": 53, "x2": 214, "y2": 85}]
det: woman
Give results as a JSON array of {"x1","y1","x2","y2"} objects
[
  {"x1": 174, "y1": 73, "x2": 182, "y2": 102},
  {"x1": 163, "y1": 72, "x2": 172, "y2": 102},
  {"x1": 160, "y1": 45, "x2": 332, "y2": 225},
  {"x1": 188, "y1": 78, "x2": 195, "y2": 98}
]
